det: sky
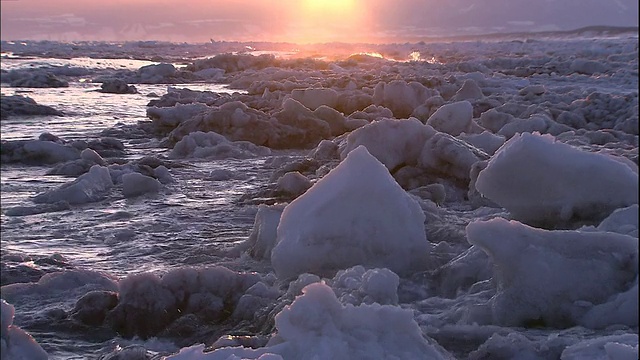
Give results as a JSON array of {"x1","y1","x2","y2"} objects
[{"x1": 1, "y1": 0, "x2": 638, "y2": 44}]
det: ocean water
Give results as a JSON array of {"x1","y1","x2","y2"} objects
[
  {"x1": 1, "y1": 56, "x2": 289, "y2": 358},
  {"x1": 1, "y1": 34, "x2": 638, "y2": 360}
]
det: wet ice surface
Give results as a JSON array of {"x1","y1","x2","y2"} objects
[{"x1": 0, "y1": 32, "x2": 638, "y2": 359}]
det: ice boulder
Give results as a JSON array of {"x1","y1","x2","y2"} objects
[
  {"x1": 169, "y1": 131, "x2": 270, "y2": 159},
  {"x1": 330, "y1": 265, "x2": 400, "y2": 306},
  {"x1": 240, "y1": 204, "x2": 285, "y2": 260},
  {"x1": 272, "y1": 282, "x2": 450, "y2": 359},
  {"x1": 122, "y1": 172, "x2": 162, "y2": 198},
  {"x1": 290, "y1": 88, "x2": 339, "y2": 111},
  {"x1": 138, "y1": 63, "x2": 177, "y2": 83},
  {"x1": 457, "y1": 131, "x2": 506, "y2": 156},
  {"x1": 32, "y1": 165, "x2": 114, "y2": 204},
  {"x1": 373, "y1": 80, "x2": 437, "y2": 118},
  {"x1": 561, "y1": 334, "x2": 638, "y2": 360},
  {"x1": 475, "y1": 133, "x2": 639, "y2": 226},
  {"x1": 166, "y1": 282, "x2": 452, "y2": 360},
  {"x1": 0, "y1": 139, "x2": 80, "y2": 165},
  {"x1": 579, "y1": 277, "x2": 638, "y2": 329},
  {"x1": 418, "y1": 131, "x2": 489, "y2": 183},
  {"x1": 466, "y1": 218, "x2": 638, "y2": 328},
  {"x1": 569, "y1": 58, "x2": 608, "y2": 75},
  {"x1": 0, "y1": 95, "x2": 64, "y2": 119},
  {"x1": 271, "y1": 145, "x2": 431, "y2": 280},
  {"x1": 451, "y1": 79, "x2": 484, "y2": 101},
  {"x1": 426, "y1": 101, "x2": 474, "y2": 136},
  {"x1": 1, "y1": 299, "x2": 48, "y2": 360},
  {"x1": 276, "y1": 172, "x2": 312, "y2": 198},
  {"x1": 596, "y1": 205, "x2": 638, "y2": 237},
  {"x1": 106, "y1": 266, "x2": 260, "y2": 339},
  {"x1": 98, "y1": 79, "x2": 137, "y2": 94},
  {"x1": 10, "y1": 71, "x2": 68, "y2": 88},
  {"x1": 147, "y1": 103, "x2": 210, "y2": 133},
  {"x1": 340, "y1": 118, "x2": 435, "y2": 171}
]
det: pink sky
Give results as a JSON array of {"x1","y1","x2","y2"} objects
[{"x1": 1, "y1": 0, "x2": 637, "y2": 43}]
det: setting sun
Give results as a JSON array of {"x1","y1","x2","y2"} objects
[{"x1": 288, "y1": 0, "x2": 370, "y2": 44}]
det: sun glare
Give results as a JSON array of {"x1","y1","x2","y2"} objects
[{"x1": 289, "y1": 0, "x2": 370, "y2": 44}]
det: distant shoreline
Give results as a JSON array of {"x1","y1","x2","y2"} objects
[{"x1": 1, "y1": 25, "x2": 637, "y2": 47}]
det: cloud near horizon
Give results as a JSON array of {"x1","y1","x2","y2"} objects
[{"x1": 1, "y1": 0, "x2": 638, "y2": 44}]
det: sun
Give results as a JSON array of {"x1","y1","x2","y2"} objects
[
  {"x1": 288, "y1": 0, "x2": 370, "y2": 44},
  {"x1": 302, "y1": 0, "x2": 358, "y2": 15}
]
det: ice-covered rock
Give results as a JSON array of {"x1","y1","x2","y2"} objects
[
  {"x1": 1, "y1": 139, "x2": 80, "y2": 164},
  {"x1": 138, "y1": 63, "x2": 177, "y2": 83},
  {"x1": 98, "y1": 79, "x2": 138, "y2": 94},
  {"x1": 80, "y1": 148, "x2": 106, "y2": 166},
  {"x1": 1, "y1": 299, "x2": 48, "y2": 360},
  {"x1": 0, "y1": 95, "x2": 63, "y2": 119},
  {"x1": 475, "y1": 133, "x2": 639, "y2": 226},
  {"x1": 106, "y1": 266, "x2": 260, "y2": 339},
  {"x1": 340, "y1": 118, "x2": 435, "y2": 171},
  {"x1": 32, "y1": 165, "x2": 114, "y2": 204},
  {"x1": 271, "y1": 145, "x2": 431, "y2": 279},
  {"x1": 467, "y1": 218, "x2": 638, "y2": 328},
  {"x1": 10, "y1": 72, "x2": 68, "y2": 88},
  {"x1": 426, "y1": 101, "x2": 474, "y2": 136},
  {"x1": 121, "y1": 172, "x2": 162, "y2": 198},
  {"x1": 166, "y1": 282, "x2": 452, "y2": 360},
  {"x1": 3, "y1": 200, "x2": 71, "y2": 217}
]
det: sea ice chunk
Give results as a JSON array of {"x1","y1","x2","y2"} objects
[
  {"x1": 1, "y1": 300, "x2": 48, "y2": 360},
  {"x1": 122, "y1": 172, "x2": 162, "y2": 198},
  {"x1": 340, "y1": 118, "x2": 435, "y2": 171},
  {"x1": 271, "y1": 145, "x2": 431, "y2": 279},
  {"x1": 32, "y1": 165, "x2": 114, "y2": 204},
  {"x1": 475, "y1": 132, "x2": 639, "y2": 226},
  {"x1": 426, "y1": 100, "x2": 474, "y2": 136},
  {"x1": 166, "y1": 282, "x2": 452, "y2": 360},
  {"x1": 373, "y1": 80, "x2": 437, "y2": 118},
  {"x1": 290, "y1": 87, "x2": 338, "y2": 111},
  {"x1": 561, "y1": 334, "x2": 638, "y2": 360},
  {"x1": 466, "y1": 217, "x2": 638, "y2": 327}
]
